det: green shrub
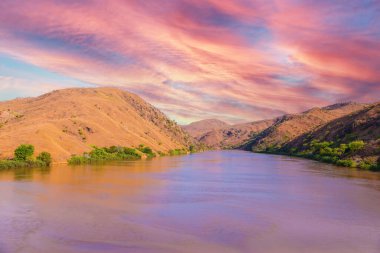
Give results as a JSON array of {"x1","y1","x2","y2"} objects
[
  {"x1": 0, "y1": 159, "x2": 46, "y2": 170},
  {"x1": 137, "y1": 146, "x2": 156, "y2": 158},
  {"x1": 348, "y1": 140, "x2": 365, "y2": 152},
  {"x1": 68, "y1": 145, "x2": 142, "y2": 164},
  {"x1": 310, "y1": 140, "x2": 333, "y2": 152},
  {"x1": 358, "y1": 161, "x2": 372, "y2": 170},
  {"x1": 89, "y1": 146, "x2": 110, "y2": 160},
  {"x1": 14, "y1": 144, "x2": 34, "y2": 161},
  {"x1": 0, "y1": 145, "x2": 52, "y2": 169},
  {"x1": 371, "y1": 162, "x2": 380, "y2": 172},
  {"x1": 169, "y1": 149, "x2": 187, "y2": 156},
  {"x1": 0, "y1": 160, "x2": 27, "y2": 169},
  {"x1": 123, "y1": 147, "x2": 140, "y2": 156},
  {"x1": 336, "y1": 159, "x2": 356, "y2": 168},
  {"x1": 68, "y1": 155, "x2": 88, "y2": 165},
  {"x1": 36, "y1": 152, "x2": 52, "y2": 166},
  {"x1": 320, "y1": 156, "x2": 338, "y2": 163},
  {"x1": 105, "y1": 146, "x2": 120, "y2": 153}
]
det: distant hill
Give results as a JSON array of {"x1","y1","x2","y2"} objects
[
  {"x1": 182, "y1": 119, "x2": 229, "y2": 138},
  {"x1": 244, "y1": 102, "x2": 367, "y2": 152},
  {"x1": 187, "y1": 102, "x2": 367, "y2": 151},
  {"x1": 0, "y1": 87, "x2": 191, "y2": 162},
  {"x1": 196, "y1": 119, "x2": 275, "y2": 149}
]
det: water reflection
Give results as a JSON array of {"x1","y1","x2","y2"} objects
[{"x1": 0, "y1": 151, "x2": 379, "y2": 253}]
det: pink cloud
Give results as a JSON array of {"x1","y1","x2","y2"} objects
[{"x1": 0, "y1": 0, "x2": 378, "y2": 123}]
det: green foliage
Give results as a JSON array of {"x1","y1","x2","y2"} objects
[
  {"x1": 89, "y1": 146, "x2": 110, "y2": 159},
  {"x1": 36, "y1": 152, "x2": 52, "y2": 166},
  {"x1": 0, "y1": 160, "x2": 28, "y2": 169},
  {"x1": 310, "y1": 140, "x2": 333, "y2": 152},
  {"x1": 14, "y1": 144, "x2": 34, "y2": 161},
  {"x1": 289, "y1": 147, "x2": 297, "y2": 154},
  {"x1": 371, "y1": 161, "x2": 380, "y2": 172},
  {"x1": 67, "y1": 155, "x2": 88, "y2": 165},
  {"x1": 137, "y1": 145, "x2": 156, "y2": 158},
  {"x1": 0, "y1": 145, "x2": 51, "y2": 170},
  {"x1": 265, "y1": 145, "x2": 279, "y2": 153},
  {"x1": 348, "y1": 140, "x2": 365, "y2": 152},
  {"x1": 357, "y1": 159, "x2": 379, "y2": 170},
  {"x1": 336, "y1": 159, "x2": 356, "y2": 168},
  {"x1": 292, "y1": 140, "x2": 365, "y2": 169},
  {"x1": 0, "y1": 160, "x2": 47, "y2": 170},
  {"x1": 320, "y1": 156, "x2": 339, "y2": 163},
  {"x1": 169, "y1": 149, "x2": 188, "y2": 156},
  {"x1": 358, "y1": 161, "x2": 371, "y2": 170},
  {"x1": 68, "y1": 145, "x2": 142, "y2": 165}
]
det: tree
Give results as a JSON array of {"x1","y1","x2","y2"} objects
[
  {"x1": 14, "y1": 144, "x2": 34, "y2": 161},
  {"x1": 37, "y1": 152, "x2": 52, "y2": 166}
]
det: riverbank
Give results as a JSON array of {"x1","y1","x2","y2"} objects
[
  {"x1": 253, "y1": 149, "x2": 380, "y2": 172},
  {"x1": 0, "y1": 144, "x2": 52, "y2": 170},
  {"x1": 68, "y1": 145, "x2": 190, "y2": 165}
]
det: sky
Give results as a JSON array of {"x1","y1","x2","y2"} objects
[{"x1": 0, "y1": 0, "x2": 379, "y2": 124}]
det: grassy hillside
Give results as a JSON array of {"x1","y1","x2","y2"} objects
[
  {"x1": 281, "y1": 103, "x2": 380, "y2": 170},
  {"x1": 244, "y1": 102, "x2": 367, "y2": 152}
]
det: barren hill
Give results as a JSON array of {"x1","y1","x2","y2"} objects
[
  {"x1": 244, "y1": 102, "x2": 367, "y2": 151},
  {"x1": 0, "y1": 87, "x2": 191, "y2": 162},
  {"x1": 197, "y1": 119, "x2": 275, "y2": 149},
  {"x1": 182, "y1": 119, "x2": 229, "y2": 138}
]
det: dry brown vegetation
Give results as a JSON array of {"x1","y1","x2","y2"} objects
[{"x1": 0, "y1": 87, "x2": 191, "y2": 162}]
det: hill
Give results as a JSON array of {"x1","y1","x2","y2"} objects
[
  {"x1": 244, "y1": 102, "x2": 367, "y2": 152},
  {"x1": 0, "y1": 87, "x2": 191, "y2": 162},
  {"x1": 182, "y1": 119, "x2": 229, "y2": 138},
  {"x1": 281, "y1": 103, "x2": 380, "y2": 169},
  {"x1": 196, "y1": 119, "x2": 275, "y2": 149}
]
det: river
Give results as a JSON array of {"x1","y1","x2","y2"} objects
[{"x1": 1, "y1": 150, "x2": 380, "y2": 253}]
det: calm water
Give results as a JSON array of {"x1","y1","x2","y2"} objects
[{"x1": 1, "y1": 151, "x2": 380, "y2": 253}]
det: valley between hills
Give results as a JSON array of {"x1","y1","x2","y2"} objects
[{"x1": 0, "y1": 87, "x2": 379, "y2": 170}]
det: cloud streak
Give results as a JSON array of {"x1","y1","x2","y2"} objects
[{"x1": 0, "y1": 0, "x2": 379, "y2": 123}]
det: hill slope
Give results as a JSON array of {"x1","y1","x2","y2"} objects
[
  {"x1": 281, "y1": 103, "x2": 380, "y2": 168},
  {"x1": 197, "y1": 119, "x2": 276, "y2": 149},
  {"x1": 182, "y1": 119, "x2": 229, "y2": 138},
  {"x1": 244, "y1": 102, "x2": 367, "y2": 152},
  {"x1": 0, "y1": 87, "x2": 191, "y2": 162}
]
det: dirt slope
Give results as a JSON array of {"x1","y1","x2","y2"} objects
[{"x1": 0, "y1": 87, "x2": 191, "y2": 162}]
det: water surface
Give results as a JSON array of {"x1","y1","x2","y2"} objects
[{"x1": 1, "y1": 151, "x2": 380, "y2": 253}]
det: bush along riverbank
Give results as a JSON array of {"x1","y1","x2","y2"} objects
[
  {"x1": 264, "y1": 140, "x2": 380, "y2": 171},
  {"x1": 0, "y1": 144, "x2": 52, "y2": 169},
  {"x1": 68, "y1": 145, "x2": 192, "y2": 165}
]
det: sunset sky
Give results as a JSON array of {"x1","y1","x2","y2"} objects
[{"x1": 0, "y1": 0, "x2": 379, "y2": 124}]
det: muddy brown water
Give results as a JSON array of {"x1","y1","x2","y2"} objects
[{"x1": 1, "y1": 150, "x2": 380, "y2": 253}]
